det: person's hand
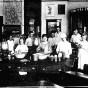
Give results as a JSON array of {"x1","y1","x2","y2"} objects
[
  {"x1": 18, "y1": 50, "x2": 21, "y2": 54},
  {"x1": 75, "y1": 42, "x2": 79, "y2": 46},
  {"x1": 15, "y1": 50, "x2": 21, "y2": 54},
  {"x1": 37, "y1": 48, "x2": 44, "y2": 53},
  {"x1": 44, "y1": 51, "x2": 51, "y2": 54},
  {"x1": 77, "y1": 44, "x2": 82, "y2": 48},
  {"x1": 21, "y1": 50, "x2": 28, "y2": 54}
]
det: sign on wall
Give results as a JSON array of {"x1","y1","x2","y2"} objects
[{"x1": 46, "y1": 4, "x2": 54, "y2": 17}]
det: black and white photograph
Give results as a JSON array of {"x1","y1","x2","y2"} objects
[{"x1": 0, "y1": 0, "x2": 88, "y2": 88}]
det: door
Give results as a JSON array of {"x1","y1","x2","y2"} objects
[{"x1": 46, "y1": 19, "x2": 61, "y2": 37}]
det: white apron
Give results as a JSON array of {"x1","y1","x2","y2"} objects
[{"x1": 78, "y1": 41, "x2": 88, "y2": 70}]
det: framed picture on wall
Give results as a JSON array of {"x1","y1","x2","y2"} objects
[
  {"x1": 46, "y1": 4, "x2": 54, "y2": 16},
  {"x1": 58, "y1": 4, "x2": 65, "y2": 14}
]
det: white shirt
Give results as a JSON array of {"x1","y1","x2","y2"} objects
[
  {"x1": 55, "y1": 32, "x2": 62, "y2": 45},
  {"x1": 13, "y1": 37, "x2": 20, "y2": 45},
  {"x1": 78, "y1": 40, "x2": 88, "y2": 69},
  {"x1": 25, "y1": 37, "x2": 33, "y2": 46},
  {"x1": 15, "y1": 44, "x2": 28, "y2": 53},
  {"x1": 56, "y1": 41, "x2": 72, "y2": 58},
  {"x1": 7, "y1": 40, "x2": 14, "y2": 51},
  {"x1": 70, "y1": 33, "x2": 81, "y2": 43},
  {"x1": 37, "y1": 41, "x2": 51, "y2": 54},
  {"x1": 48, "y1": 37, "x2": 56, "y2": 46}
]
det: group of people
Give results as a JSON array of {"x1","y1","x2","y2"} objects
[
  {"x1": 0, "y1": 27, "x2": 88, "y2": 70},
  {"x1": 33, "y1": 28, "x2": 88, "y2": 70},
  {"x1": 70, "y1": 29, "x2": 88, "y2": 70},
  {"x1": 1, "y1": 31, "x2": 40, "y2": 59}
]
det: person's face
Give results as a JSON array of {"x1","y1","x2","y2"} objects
[
  {"x1": 10, "y1": 36, "x2": 12, "y2": 40},
  {"x1": 42, "y1": 36, "x2": 47, "y2": 42},
  {"x1": 20, "y1": 39, "x2": 24, "y2": 45},
  {"x1": 74, "y1": 30, "x2": 78, "y2": 35},
  {"x1": 82, "y1": 35, "x2": 86, "y2": 41},
  {"x1": 61, "y1": 37, "x2": 66, "y2": 42},
  {"x1": 57, "y1": 28, "x2": 60, "y2": 33},
  {"x1": 30, "y1": 33, "x2": 33, "y2": 37},
  {"x1": 51, "y1": 33, "x2": 55, "y2": 37}
]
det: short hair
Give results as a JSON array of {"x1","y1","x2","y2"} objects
[
  {"x1": 19, "y1": 38, "x2": 25, "y2": 43},
  {"x1": 74, "y1": 29, "x2": 78, "y2": 32},
  {"x1": 29, "y1": 31, "x2": 34, "y2": 34},
  {"x1": 50, "y1": 30, "x2": 56, "y2": 34},
  {"x1": 42, "y1": 34, "x2": 47, "y2": 38}
]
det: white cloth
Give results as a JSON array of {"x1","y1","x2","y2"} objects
[
  {"x1": 25, "y1": 37, "x2": 33, "y2": 46},
  {"x1": 13, "y1": 37, "x2": 20, "y2": 45},
  {"x1": 70, "y1": 33, "x2": 81, "y2": 43},
  {"x1": 78, "y1": 41, "x2": 88, "y2": 70},
  {"x1": 55, "y1": 32, "x2": 62, "y2": 45},
  {"x1": 34, "y1": 38, "x2": 40, "y2": 46},
  {"x1": 56, "y1": 41, "x2": 72, "y2": 58},
  {"x1": 7, "y1": 40, "x2": 14, "y2": 52}
]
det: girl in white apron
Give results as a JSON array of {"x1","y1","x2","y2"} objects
[{"x1": 78, "y1": 34, "x2": 88, "y2": 70}]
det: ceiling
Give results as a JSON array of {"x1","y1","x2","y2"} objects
[{"x1": 42, "y1": 0, "x2": 88, "y2": 2}]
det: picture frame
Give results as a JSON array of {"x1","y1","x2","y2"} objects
[
  {"x1": 46, "y1": 4, "x2": 54, "y2": 16},
  {"x1": 58, "y1": 4, "x2": 65, "y2": 14}
]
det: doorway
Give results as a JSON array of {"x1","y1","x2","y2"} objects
[{"x1": 46, "y1": 19, "x2": 61, "y2": 37}]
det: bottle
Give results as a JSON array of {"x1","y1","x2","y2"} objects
[
  {"x1": 50, "y1": 55, "x2": 54, "y2": 61},
  {"x1": 12, "y1": 53, "x2": 14, "y2": 60},
  {"x1": 34, "y1": 38, "x2": 39, "y2": 46},
  {"x1": 54, "y1": 54, "x2": 57, "y2": 62},
  {"x1": 58, "y1": 52, "x2": 62, "y2": 61},
  {"x1": 8, "y1": 54, "x2": 11, "y2": 60},
  {"x1": 8, "y1": 51, "x2": 11, "y2": 60}
]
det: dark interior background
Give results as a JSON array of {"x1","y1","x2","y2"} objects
[{"x1": 24, "y1": 0, "x2": 41, "y2": 36}]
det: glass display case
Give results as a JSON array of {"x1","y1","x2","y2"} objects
[{"x1": 70, "y1": 7, "x2": 88, "y2": 35}]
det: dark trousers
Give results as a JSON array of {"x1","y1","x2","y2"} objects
[{"x1": 27, "y1": 46, "x2": 38, "y2": 61}]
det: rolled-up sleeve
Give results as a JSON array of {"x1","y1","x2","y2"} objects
[
  {"x1": 56, "y1": 43, "x2": 60, "y2": 53},
  {"x1": 68, "y1": 43, "x2": 72, "y2": 55}
]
